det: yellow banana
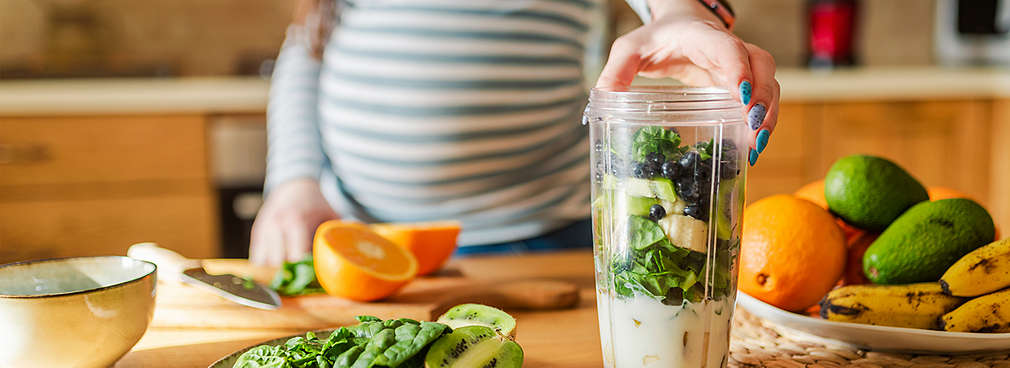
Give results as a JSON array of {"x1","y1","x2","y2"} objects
[
  {"x1": 941, "y1": 239, "x2": 1010, "y2": 297},
  {"x1": 941, "y1": 288, "x2": 1010, "y2": 333},
  {"x1": 820, "y1": 283, "x2": 964, "y2": 330}
]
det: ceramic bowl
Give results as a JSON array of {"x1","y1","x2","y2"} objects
[{"x1": 0, "y1": 256, "x2": 157, "y2": 368}]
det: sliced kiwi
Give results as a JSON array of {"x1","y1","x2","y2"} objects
[
  {"x1": 436, "y1": 303, "x2": 517, "y2": 337},
  {"x1": 424, "y1": 326, "x2": 523, "y2": 368}
]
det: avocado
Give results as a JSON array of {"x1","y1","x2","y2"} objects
[
  {"x1": 824, "y1": 155, "x2": 929, "y2": 231},
  {"x1": 715, "y1": 179, "x2": 739, "y2": 240},
  {"x1": 863, "y1": 198, "x2": 995, "y2": 284}
]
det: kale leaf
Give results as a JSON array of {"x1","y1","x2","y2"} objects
[{"x1": 270, "y1": 257, "x2": 325, "y2": 296}]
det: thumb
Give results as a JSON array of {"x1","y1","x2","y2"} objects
[{"x1": 595, "y1": 36, "x2": 642, "y2": 91}]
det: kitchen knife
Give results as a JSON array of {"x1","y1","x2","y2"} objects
[{"x1": 127, "y1": 242, "x2": 281, "y2": 310}]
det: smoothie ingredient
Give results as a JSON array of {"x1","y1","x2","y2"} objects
[
  {"x1": 941, "y1": 288, "x2": 1010, "y2": 333},
  {"x1": 233, "y1": 316, "x2": 449, "y2": 368},
  {"x1": 270, "y1": 256, "x2": 325, "y2": 296},
  {"x1": 739, "y1": 195, "x2": 846, "y2": 312},
  {"x1": 840, "y1": 231, "x2": 876, "y2": 286},
  {"x1": 369, "y1": 221, "x2": 461, "y2": 276},
  {"x1": 424, "y1": 326, "x2": 523, "y2": 368},
  {"x1": 863, "y1": 199, "x2": 995, "y2": 284},
  {"x1": 630, "y1": 126, "x2": 686, "y2": 162},
  {"x1": 794, "y1": 179, "x2": 828, "y2": 209},
  {"x1": 824, "y1": 155, "x2": 929, "y2": 231},
  {"x1": 819, "y1": 283, "x2": 964, "y2": 330},
  {"x1": 435, "y1": 303, "x2": 517, "y2": 337},
  {"x1": 941, "y1": 239, "x2": 1010, "y2": 297},
  {"x1": 313, "y1": 221, "x2": 418, "y2": 301},
  {"x1": 657, "y1": 214, "x2": 708, "y2": 254}
]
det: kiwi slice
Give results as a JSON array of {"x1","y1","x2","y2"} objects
[
  {"x1": 424, "y1": 326, "x2": 523, "y2": 368},
  {"x1": 436, "y1": 304, "x2": 517, "y2": 337}
]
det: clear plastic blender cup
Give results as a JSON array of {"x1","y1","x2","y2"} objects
[{"x1": 585, "y1": 86, "x2": 747, "y2": 368}]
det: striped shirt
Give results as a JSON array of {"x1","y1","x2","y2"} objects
[{"x1": 266, "y1": 0, "x2": 648, "y2": 246}]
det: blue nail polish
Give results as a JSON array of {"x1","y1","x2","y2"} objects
[
  {"x1": 748, "y1": 103, "x2": 767, "y2": 130},
  {"x1": 756, "y1": 129, "x2": 771, "y2": 153},
  {"x1": 749, "y1": 148, "x2": 758, "y2": 166},
  {"x1": 739, "y1": 81, "x2": 752, "y2": 106}
]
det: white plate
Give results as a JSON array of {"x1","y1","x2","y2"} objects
[{"x1": 736, "y1": 292, "x2": 1010, "y2": 354}]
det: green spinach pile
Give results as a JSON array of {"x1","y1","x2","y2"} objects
[
  {"x1": 270, "y1": 257, "x2": 325, "y2": 296},
  {"x1": 234, "y1": 316, "x2": 449, "y2": 368}
]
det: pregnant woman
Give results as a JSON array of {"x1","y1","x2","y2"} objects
[{"x1": 250, "y1": 0, "x2": 780, "y2": 264}]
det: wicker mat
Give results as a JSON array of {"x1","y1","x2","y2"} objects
[{"x1": 729, "y1": 309, "x2": 1010, "y2": 368}]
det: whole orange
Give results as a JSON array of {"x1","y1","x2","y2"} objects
[
  {"x1": 740, "y1": 195, "x2": 847, "y2": 312},
  {"x1": 794, "y1": 180, "x2": 828, "y2": 209}
]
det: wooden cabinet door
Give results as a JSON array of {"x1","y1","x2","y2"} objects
[
  {"x1": 745, "y1": 103, "x2": 821, "y2": 202},
  {"x1": 813, "y1": 100, "x2": 991, "y2": 204}
]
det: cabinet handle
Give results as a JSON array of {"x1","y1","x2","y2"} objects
[{"x1": 0, "y1": 143, "x2": 50, "y2": 164}]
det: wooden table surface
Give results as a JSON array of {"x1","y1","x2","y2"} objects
[{"x1": 114, "y1": 250, "x2": 603, "y2": 368}]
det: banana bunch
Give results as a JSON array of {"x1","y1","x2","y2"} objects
[
  {"x1": 938, "y1": 239, "x2": 1010, "y2": 332},
  {"x1": 820, "y1": 282, "x2": 964, "y2": 329}
]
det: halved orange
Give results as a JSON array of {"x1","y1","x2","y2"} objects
[
  {"x1": 370, "y1": 221, "x2": 461, "y2": 276},
  {"x1": 313, "y1": 220, "x2": 418, "y2": 301}
]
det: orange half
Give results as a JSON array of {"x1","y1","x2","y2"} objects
[
  {"x1": 370, "y1": 221, "x2": 461, "y2": 276},
  {"x1": 313, "y1": 221, "x2": 418, "y2": 301}
]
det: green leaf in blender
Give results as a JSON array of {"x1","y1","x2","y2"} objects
[{"x1": 631, "y1": 126, "x2": 687, "y2": 162}]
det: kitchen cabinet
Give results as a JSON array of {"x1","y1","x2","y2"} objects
[
  {"x1": 0, "y1": 115, "x2": 218, "y2": 262},
  {"x1": 749, "y1": 99, "x2": 1009, "y2": 233}
]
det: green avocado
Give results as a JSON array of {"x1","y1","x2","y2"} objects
[
  {"x1": 824, "y1": 155, "x2": 929, "y2": 231},
  {"x1": 863, "y1": 198, "x2": 995, "y2": 284}
]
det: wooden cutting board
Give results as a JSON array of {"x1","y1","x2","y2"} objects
[{"x1": 152, "y1": 259, "x2": 579, "y2": 330}]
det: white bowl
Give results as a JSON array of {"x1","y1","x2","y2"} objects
[{"x1": 0, "y1": 256, "x2": 157, "y2": 367}]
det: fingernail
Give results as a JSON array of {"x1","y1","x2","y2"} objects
[
  {"x1": 739, "y1": 81, "x2": 752, "y2": 106},
  {"x1": 756, "y1": 129, "x2": 771, "y2": 154},
  {"x1": 748, "y1": 103, "x2": 767, "y2": 130},
  {"x1": 749, "y1": 148, "x2": 759, "y2": 166}
]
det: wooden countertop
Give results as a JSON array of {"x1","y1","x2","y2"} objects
[
  {"x1": 3, "y1": 67, "x2": 1010, "y2": 116},
  {"x1": 114, "y1": 251, "x2": 602, "y2": 368}
]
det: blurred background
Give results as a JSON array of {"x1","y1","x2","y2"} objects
[{"x1": 1, "y1": 0, "x2": 1008, "y2": 262}]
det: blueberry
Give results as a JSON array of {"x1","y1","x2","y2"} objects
[
  {"x1": 646, "y1": 152, "x2": 665, "y2": 166},
  {"x1": 641, "y1": 162, "x2": 659, "y2": 178},
  {"x1": 648, "y1": 204, "x2": 666, "y2": 221},
  {"x1": 679, "y1": 151, "x2": 700, "y2": 170},
  {"x1": 661, "y1": 160, "x2": 681, "y2": 179},
  {"x1": 631, "y1": 162, "x2": 646, "y2": 178},
  {"x1": 720, "y1": 160, "x2": 739, "y2": 180},
  {"x1": 676, "y1": 180, "x2": 699, "y2": 201},
  {"x1": 684, "y1": 205, "x2": 709, "y2": 220}
]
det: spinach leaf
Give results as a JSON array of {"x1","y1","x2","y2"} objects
[
  {"x1": 627, "y1": 216, "x2": 667, "y2": 250},
  {"x1": 270, "y1": 257, "x2": 325, "y2": 296},
  {"x1": 631, "y1": 126, "x2": 686, "y2": 162},
  {"x1": 233, "y1": 346, "x2": 289, "y2": 368},
  {"x1": 234, "y1": 316, "x2": 450, "y2": 368}
]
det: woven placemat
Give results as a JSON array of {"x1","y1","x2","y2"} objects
[{"x1": 729, "y1": 309, "x2": 1010, "y2": 368}]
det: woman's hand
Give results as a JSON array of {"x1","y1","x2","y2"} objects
[
  {"x1": 596, "y1": 2, "x2": 779, "y2": 166},
  {"x1": 250, "y1": 178, "x2": 338, "y2": 265}
]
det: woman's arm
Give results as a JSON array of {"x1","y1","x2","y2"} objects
[
  {"x1": 603, "y1": 0, "x2": 779, "y2": 166},
  {"x1": 251, "y1": 0, "x2": 338, "y2": 265}
]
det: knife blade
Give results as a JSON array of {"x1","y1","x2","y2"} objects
[{"x1": 128, "y1": 242, "x2": 282, "y2": 310}]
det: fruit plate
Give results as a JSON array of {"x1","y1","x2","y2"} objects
[
  {"x1": 208, "y1": 329, "x2": 335, "y2": 368},
  {"x1": 737, "y1": 292, "x2": 1010, "y2": 354}
]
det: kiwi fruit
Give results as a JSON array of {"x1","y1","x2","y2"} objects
[
  {"x1": 436, "y1": 303, "x2": 517, "y2": 337},
  {"x1": 424, "y1": 326, "x2": 523, "y2": 368}
]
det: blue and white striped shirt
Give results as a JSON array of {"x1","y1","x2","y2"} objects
[{"x1": 266, "y1": 0, "x2": 648, "y2": 246}]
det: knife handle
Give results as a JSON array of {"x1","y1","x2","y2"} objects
[{"x1": 127, "y1": 242, "x2": 202, "y2": 282}]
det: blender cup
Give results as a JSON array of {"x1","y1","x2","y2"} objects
[{"x1": 586, "y1": 86, "x2": 747, "y2": 368}]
